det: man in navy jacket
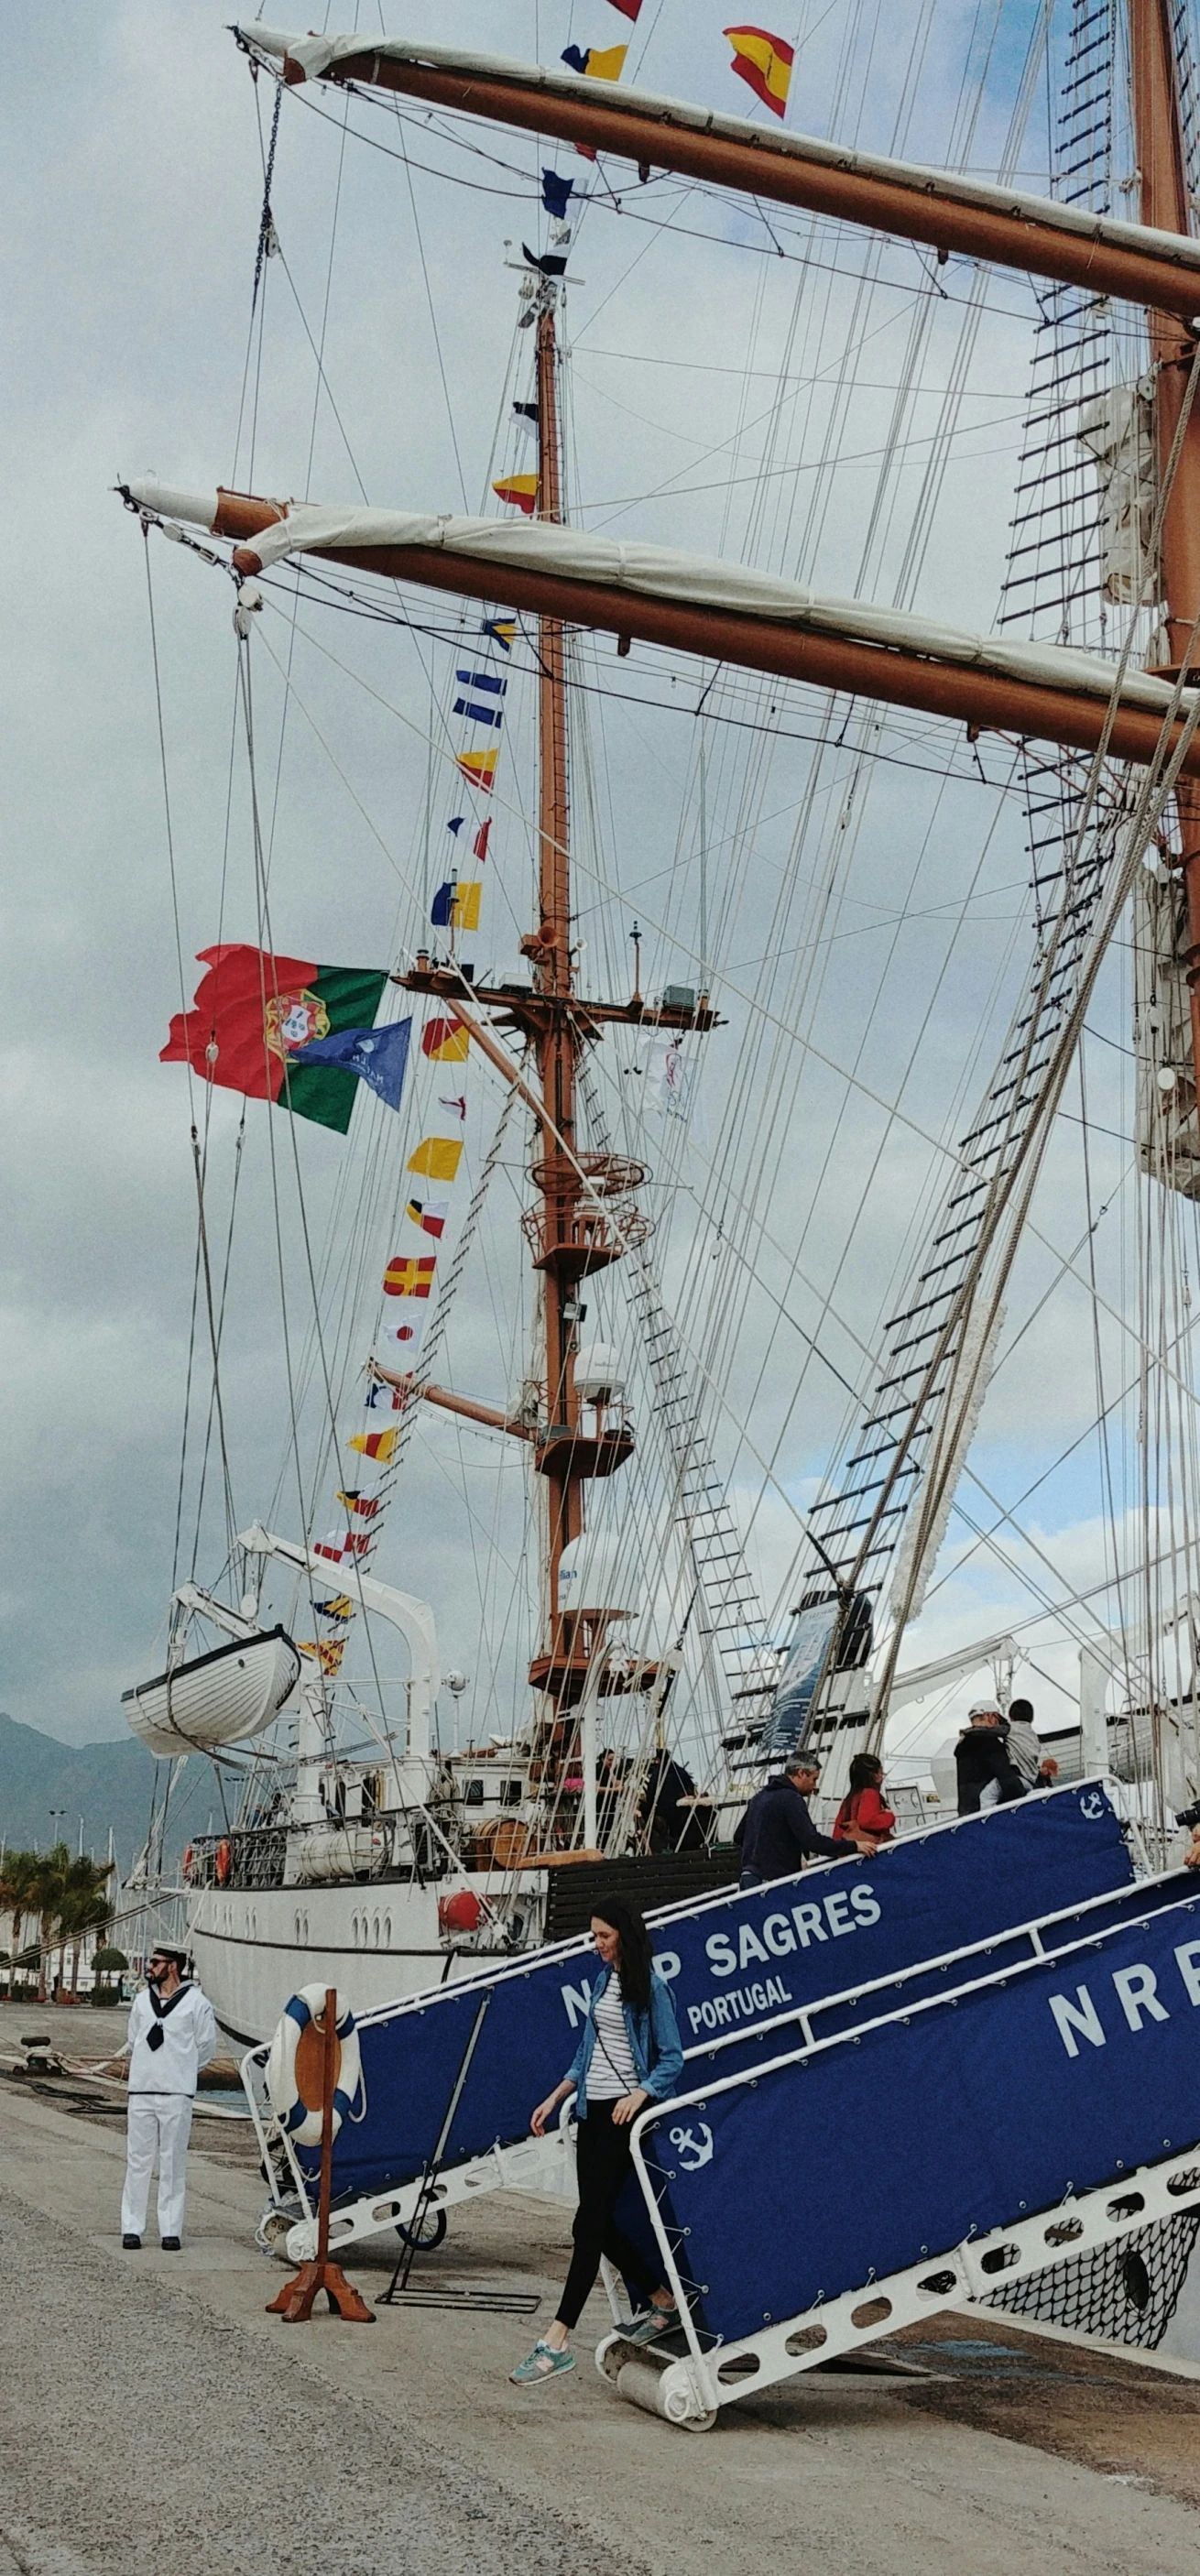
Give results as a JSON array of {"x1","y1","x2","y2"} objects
[{"x1": 734, "y1": 1752, "x2": 878, "y2": 1886}]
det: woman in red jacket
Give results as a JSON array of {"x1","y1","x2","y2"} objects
[{"x1": 834, "y1": 1752, "x2": 896, "y2": 1843}]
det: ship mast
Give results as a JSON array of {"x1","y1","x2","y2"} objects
[
  {"x1": 530, "y1": 300, "x2": 583, "y2": 1624},
  {"x1": 1130, "y1": 0, "x2": 1200, "y2": 1089},
  {"x1": 395, "y1": 266, "x2": 713, "y2": 1796}
]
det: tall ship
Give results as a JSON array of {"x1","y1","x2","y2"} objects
[{"x1": 121, "y1": 1, "x2": 1200, "y2": 2079}]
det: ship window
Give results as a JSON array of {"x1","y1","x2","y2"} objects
[
  {"x1": 384, "y1": 1915, "x2": 392, "y2": 1944},
  {"x1": 502, "y1": 1777, "x2": 523, "y2": 1806},
  {"x1": 351, "y1": 1914, "x2": 359, "y2": 1946},
  {"x1": 372, "y1": 1914, "x2": 380, "y2": 1948},
  {"x1": 302, "y1": 1915, "x2": 310, "y2": 1944},
  {"x1": 464, "y1": 1778, "x2": 485, "y2": 1806},
  {"x1": 294, "y1": 1914, "x2": 301, "y2": 1944}
]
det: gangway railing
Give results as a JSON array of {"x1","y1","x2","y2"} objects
[
  {"x1": 244, "y1": 1785, "x2": 1136, "y2": 2261},
  {"x1": 606, "y1": 1880, "x2": 1200, "y2": 2428}
]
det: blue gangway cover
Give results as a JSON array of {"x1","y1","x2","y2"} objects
[
  {"x1": 314, "y1": 1785, "x2": 1134, "y2": 2199},
  {"x1": 636, "y1": 1882, "x2": 1200, "y2": 2347}
]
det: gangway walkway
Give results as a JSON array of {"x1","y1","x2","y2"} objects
[
  {"x1": 605, "y1": 1876, "x2": 1200, "y2": 2427},
  {"x1": 245, "y1": 1786, "x2": 1137, "y2": 2260}
]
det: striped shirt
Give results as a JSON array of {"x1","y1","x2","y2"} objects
[{"x1": 586, "y1": 1977, "x2": 638, "y2": 2101}]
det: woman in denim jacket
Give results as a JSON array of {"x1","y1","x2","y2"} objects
[{"x1": 510, "y1": 1894, "x2": 684, "y2": 2384}]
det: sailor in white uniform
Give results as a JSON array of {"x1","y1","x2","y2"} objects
[{"x1": 116, "y1": 1945, "x2": 216, "y2": 2249}]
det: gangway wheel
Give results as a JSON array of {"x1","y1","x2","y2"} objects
[{"x1": 595, "y1": 2329, "x2": 717, "y2": 2430}]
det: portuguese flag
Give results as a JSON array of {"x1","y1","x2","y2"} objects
[{"x1": 162, "y1": 945, "x2": 391, "y2": 1134}]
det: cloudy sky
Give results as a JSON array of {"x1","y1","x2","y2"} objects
[{"x1": 2, "y1": 0, "x2": 1167, "y2": 1789}]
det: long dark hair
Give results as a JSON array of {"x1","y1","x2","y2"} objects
[
  {"x1": 835, "y1": 1752, "x2": 882, "y2": 1831},
  {"x1": 592, "y1": 1894, "x2": 653, "y2": 2011}
]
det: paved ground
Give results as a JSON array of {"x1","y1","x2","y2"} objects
[{"x1": 5, "y1": 2015, "x2": 1200, "y2": 2574}]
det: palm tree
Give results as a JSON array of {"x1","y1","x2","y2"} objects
[
  {"x1": 28, "y1": 1845, "x2": 70, "y2": 2003},
  {"x1": 57, "y1": 1857, "x2": 115, "y2": 2000},
  {"x1": 0, "y1": 1852, "x2": 41, "y2": 2002}
]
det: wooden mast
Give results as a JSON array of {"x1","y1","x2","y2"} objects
[
  {"x1": 530, "y1": 297, "x2": 585, "y2": 1648},
  {"x1": 1130, "y1": 0, "x2": 1200, "y2": 1094}
]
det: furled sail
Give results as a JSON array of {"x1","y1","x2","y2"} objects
[{"x1": 120, "y1": 479, "x2": 1200, "y2": 773}]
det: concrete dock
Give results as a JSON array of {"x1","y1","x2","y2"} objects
[{"x1": 5, "y1": 2007, "x2": 1200, "y2": 2575}]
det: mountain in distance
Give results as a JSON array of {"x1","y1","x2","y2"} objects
[{"x1": 0, "y1": 1710, "x2": 206, "y2": 1875}]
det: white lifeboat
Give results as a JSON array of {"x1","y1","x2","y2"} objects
[{"x1": 121, "y1": 1625, "x2": 301, "y2": 1757}]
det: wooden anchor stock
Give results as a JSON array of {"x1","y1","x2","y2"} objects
[{"x1": 267, "y1": 1985, "x2": 374, "y2": 2325}]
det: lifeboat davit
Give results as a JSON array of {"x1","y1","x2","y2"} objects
[{"x1": 121, "y1": 1625, "x2": 301, "y2": 1757}]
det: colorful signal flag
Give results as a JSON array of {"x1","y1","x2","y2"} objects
[{"x1": 724, "y1": 25, "x2": 792, "y2": 115}]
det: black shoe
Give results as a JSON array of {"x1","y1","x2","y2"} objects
[
  {"x1": 122, "y1": 2234, "x2": 142, "y2": 2250},
  {"x1": 160, "y1": 2236, "x2": 182, "y2": 2252}
]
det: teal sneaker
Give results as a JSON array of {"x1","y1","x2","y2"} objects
[
  {"x1": 626, "y1": 2302, "x2": 679, "y2": 2344},
  {"x1": 509, "y1": 2340, "x2": 576, "y2": 2385}
]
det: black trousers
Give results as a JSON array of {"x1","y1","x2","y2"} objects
[{"x1": 555, "y1": 2099, "x2": 664, "y2": 2330}]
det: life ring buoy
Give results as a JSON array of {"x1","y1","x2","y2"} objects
[
  {"x1": 214, "y1": 1839, "x2": 232, "y2": 1886},
  {"x1": 182, "y1": 1844, "x2": 194, "y2": 1883},
  {"x1": 267, "y1": 1984, "x2": 363, "y2": 2145}
]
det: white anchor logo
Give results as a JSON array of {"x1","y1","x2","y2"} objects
[
  {"x1": 669, "y1": 2123, "x2": 715, "y2": 2172},
  {"x1": 1078, "y1": 1790, "x2": 1105, "y2": 1820}
]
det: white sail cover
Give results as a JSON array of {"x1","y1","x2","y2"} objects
[
  {"x1": 122, "y1": 1626, "x2": 301, "y2": 1757},
  {"x1": 122, "y1": 479, "x2": 1200, "y2": 724},
  {"x1": 238, "y1": 24, "x2": 1200, "y2": 288}
]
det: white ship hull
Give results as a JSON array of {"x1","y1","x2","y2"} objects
[{"x1": 189, "y1": 1873, "x2": 545, "y2": 2047}]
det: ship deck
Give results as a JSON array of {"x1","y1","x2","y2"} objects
[{"x1": 4, "y1": 2003, "x2": 1200, "y2": 2573}]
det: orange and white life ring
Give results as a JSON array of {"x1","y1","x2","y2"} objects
[
  {"x1": 182, "y1": 1844, "x2": 194, "y2": 1883},
  {"x1": 214, "y1": 1839, "x2": 232, "y2": 1886},
  {"x1": 266, "y1": 1984, "x2": 363, "y2": 2145}
]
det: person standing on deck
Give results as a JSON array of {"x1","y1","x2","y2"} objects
[
  {"x1": 106, "y1": 1945, "x2": 217, "y2": 2250},
  {"x1": 510, "y1": 1897, "x2": 683, "y2": 2384},
  {"x1": 734, "y1": 1752, "x2": 879, "y2": 1887},
  {"x1": 1004, "y1": 1697, "x2": 1042, "y2": 1789},
  {"x1": 955, "y1": 1701, "x2": 1028, "y2": 1815}
]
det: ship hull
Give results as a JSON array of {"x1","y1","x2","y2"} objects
[{"x1": 188, "y1": 1876, "x2": 539, "y2": 2047}]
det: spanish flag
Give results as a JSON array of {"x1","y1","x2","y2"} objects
[
  {"x1": 383, "y1": 1253, "x2": 438, "y2": 1297},
  {"x1": 408, "y1": 1136, "x2": 464, "y2": 1183},
  {"x1": 493, "y1": 475, "x2": 539, "y2": 517},
  {"x1": 349, "y1": 1427, "x2": 398, "y2": 1462},
  {"x1": 422, "y1": 1015, "x2": 470, "y2": 1063},
  {"x1": 457, "y1": 749, "x2": 497, "y2": 793},
  {"x1": 724, "y1": 25, "x2": 792, "y2": 115}
]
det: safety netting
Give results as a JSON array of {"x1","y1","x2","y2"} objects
[{"x1": 988, "y1": 2212, "x2": 1200, "y2": 2350}]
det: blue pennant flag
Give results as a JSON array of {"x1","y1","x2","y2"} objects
[
  {"x1": 431, "y1": 881, "x2": 457, "y2": 928},
  {"x1": 300, "y1": 1017, "x2": 412, "y2": 1112},
  {"x1": 455, "y1": 669, "x2": 507, "y2": 695},
  {"x1": 447, "y1": 816, "x2": 466, "y2": 835},
  {"x1": 561, "y1": 46, "x2": 589, "y2": 74},
  {"x1": 541, "y1": 170, "x2": 574, "y2": 220}
]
